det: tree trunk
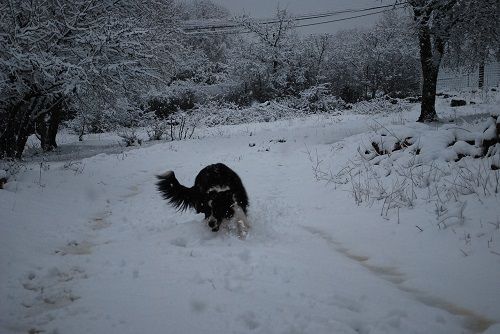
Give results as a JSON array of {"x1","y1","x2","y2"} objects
[
  {"x1": 36, "y1": 118, "x2": 57, "y2": 151},
  {"x1": 47, "y1": 111, "x2": 60, "y2": 148},
  {"x1": 0, "y1": 94, "x2": 62, "y2": 159},
  {"x1": 417, "y1": 24, "x2": 442, "y2": 123},
  {"x1": 419, "y1": 60, "x2": 439, "y2": 122},
  {"x1": 0, "y1": 99, "x2": 36, "y2": 159},
  {"x1": 35, "y1": 98, "x2": 63, "y2": 152}
]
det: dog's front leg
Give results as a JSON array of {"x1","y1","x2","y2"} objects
[
  {"x1": 232, "y1": 204, "x2": 249, "y2": 239},
  {"x1": 236, "y1": 219, "x2": 249, "y2": 239}
]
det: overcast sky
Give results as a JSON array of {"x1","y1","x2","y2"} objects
[{"x1": 212, "y1": 0, "x2": 395, "y2": 34}]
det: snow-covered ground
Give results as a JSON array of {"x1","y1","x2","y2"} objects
[{"x1": 1, "y1": 95, "x2": 500, "y2": 334}]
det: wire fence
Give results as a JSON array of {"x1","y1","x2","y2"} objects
[{"x1": 437, "y1": 61, "x2": 500, "y2": 91}]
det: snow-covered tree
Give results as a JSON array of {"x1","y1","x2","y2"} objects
[
  {"x1": 171, "y1": 0, "x2": 232, "y2": 84},
  {"x1": 301, "y1": 34, "x2": 331, "y2": 86},
  {"x1": 322, "y1": 12, "x2": 419, "y2": 102},
  {"x1": 406, "y1": 0, "x2": 499, "y2": 122},
  {"x1": 362, "y1": 11, "x2": 420, "y2": 98},
  {"x1": 0, "y1": 0, "x2": 181, "y2": 158},
  {"x1": 230, "y1": 8, "x2": 305, "y2": 101}
]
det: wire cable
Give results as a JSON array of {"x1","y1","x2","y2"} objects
[
  {"x1": 182, "y1": 3, "x2": 407, "y2": 33},
  {"x1": 295, "y1": 8, "x2": 401, "y2": 29}
]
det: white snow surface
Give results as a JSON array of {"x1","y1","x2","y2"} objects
[{"x1": 1, "y1": 97, "x2": 500, "y2": 334}]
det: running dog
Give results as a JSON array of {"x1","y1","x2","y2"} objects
[{"x1": 157, "y1": 163, "x2": 249, "y2": 238}]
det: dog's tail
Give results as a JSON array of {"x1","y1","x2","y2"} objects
[{"x1": 156, "y1": 171, "x2": 198, "y2": 212}]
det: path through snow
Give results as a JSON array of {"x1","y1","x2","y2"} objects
[{"x1": 1, "y1": 112, "x2": 499, "y2": 333}]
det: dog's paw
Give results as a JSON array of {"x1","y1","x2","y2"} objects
[{"x1": 237, "y1": 220, "x2": 249, "y2": 239}]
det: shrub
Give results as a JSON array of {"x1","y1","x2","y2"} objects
[
  {"x1": 148, "y1": 88, "x2": 197, "y2": 118},
  {"x1": 117, "y1": 128, "x2": 142, "y2": 147},
  {"x1": 450, "y1": 99, "x2": 467, "y2": 107}
]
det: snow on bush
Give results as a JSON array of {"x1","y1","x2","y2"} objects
[
  {"x1": 280, "y1": 84, "x2": 346, "y2": 113},
  {"x1": 67, "y1": 98, "x2": 144, "y2": 139},
  {"x1": 167, "y1": 111, "x2": 202, "y2": 140},
  {"x1": 65, "y1": 86, "x2": 414, "y2": 144},
  {"x1": 0, "y1": 168, "x2": 7, "y2": 188},
  {"x1": 145, "y1": 116, "x2": 170, "y2": 141},
  {"x1": 0, "y1": 159, "x2": 25, "y2": 184},
  {"x1": 193, "y1": 95, "x2": 410, "y2": 128},
  {"x1": 194, "y1": 101, "x2": 307, "y2": 126},
  {"x1": 108, "y1": 98, "x2": 145, "y2": 129},
  {"x1": 146, "y1": 84, "x2": 204, "y2": 118},
  {"x1": 117, "y1": 128, "x2": 142, "y2": 147},
  {"x1": 323, "y1": 115, "x2": 500, "y2": 223},
  {"x1": 129, "y1": 92, "x2": 413, "y2": 137},
  {"x1": 350, "y1": 97, "x2": 412, "y2": 115}
]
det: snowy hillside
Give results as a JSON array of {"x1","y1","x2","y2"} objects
[{"x1": 1, "y1": 95, "x2": 500, "y2": 334}]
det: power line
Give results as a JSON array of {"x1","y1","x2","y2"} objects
[
  {"x1": 182, "y1": 3, "x2": 407, "y2": 34},
  {"x1": 295, "y1": 8, "x2": 401, "y2": 29},
  {"x1": 184, "y1": 7, "x2": 406, "y2": 35},
  {"x1": 182, "y1": 3, "x2": 405, "y2": 32}
]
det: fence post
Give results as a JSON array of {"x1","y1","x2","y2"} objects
[{"x1": 478, "y1": 61, "x2": 485, "y2": 88}]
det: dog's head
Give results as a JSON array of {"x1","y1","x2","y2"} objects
[{"x1": 204, "y1": 190, "x2": 235, "y2": 232}]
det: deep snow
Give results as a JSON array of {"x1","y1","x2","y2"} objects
[{"x1": 1, "y1": 95, "x2": 500, "y2": 334}]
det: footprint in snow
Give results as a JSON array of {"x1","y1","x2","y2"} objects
[
  {"x1": 190, "y1": 300, "x2": 208, "y2": 313},
  {"x1": 120, "y1": 185, "x2": 141, "y2": 199},
  {"x1": 55, "y1": 240, "x2": 93, "y2": 255},
  {"x1": 20, "y1": 266, "x2": 86, "y2": 319},
  {"x1": 238, "y1": 312, "x2": 260, "y2": 330},
  {"x1": 170, "y1": 237, "x2": 188, "y2": 247},
  {"x1": 22, "y1": 288, "x2": 80, "y2": 315},
  {"x1": 21, "y1": 267, "x2": 87, "y2": 293},
  {"x1": 88, "y1": 212, "x2": 112, "y2": 230}
]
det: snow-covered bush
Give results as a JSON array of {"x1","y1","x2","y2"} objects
[
  {"x1": 195, "y1": 100, "x2": 311, "y2": 127},
  {"x1": 67, "y1": 97, "x2": 144, "y2": 139},
  {"x1": 350, "y1": 97, "x2": 411, "y2": 115},
  {"x1": 145, "y1": 117, "x2": 171, "y2": 141},
  {"x1": 67, "y1": 108, "x2": 117, "y2": 139},
  {"x1": 279, "y1": 84, "x2": 346, "y2": 113},
  {"x1": 118, "y1": 128, "x2": 142, "y2": 147},
  {"x1": 0, "y1": 169, "x2": 7, "y2": 189},
  {"x1": 159, "y1": 112, "x2": 199, "y2": 141},
  {"x1": 107, "y1": 98, "x2": 145, "y2": 129},
  {"x1": 147, "y1": 87, "x2": 198, "y2": 118},
  {"x1": 0, "y1": 159, "x2": 25, "y2": 185},
  {"x1": 317, "y1": 115, "x2": 500, "y2": 220}
]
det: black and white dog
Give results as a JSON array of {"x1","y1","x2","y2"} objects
[{"x1": 157, "y1": 163, "x2": 249, "y2": 237}]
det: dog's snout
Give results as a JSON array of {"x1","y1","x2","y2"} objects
[{"x1": 206, "y1": 217, "x2": 220, "y2": 232}]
